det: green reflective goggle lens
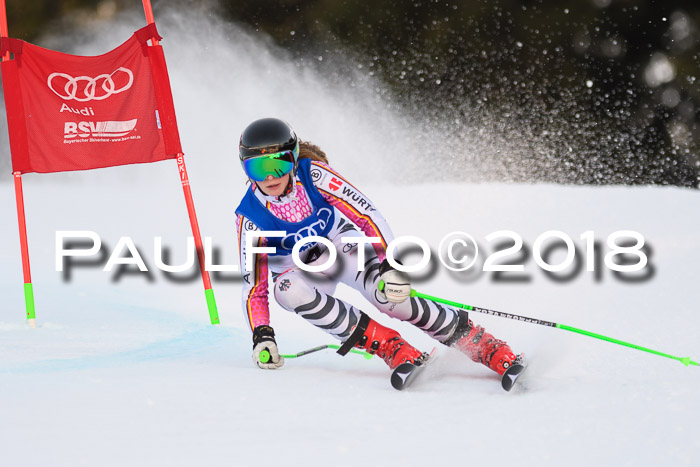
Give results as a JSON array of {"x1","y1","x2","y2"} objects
[{"x1": 243, "y1": 151, "x2": 295, "y2": 182}]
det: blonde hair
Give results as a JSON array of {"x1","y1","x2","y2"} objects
[{"x1": 298, "y1": 140, "x2": 329, "y2": 164}]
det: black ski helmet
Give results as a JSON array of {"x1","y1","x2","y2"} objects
[{"x1": 239, "y1": 118, "x2": 299, "y2": 162}]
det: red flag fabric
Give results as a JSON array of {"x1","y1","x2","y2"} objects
[{"x1": 1, "y1": 24, "x2": 182, "y2": 174}]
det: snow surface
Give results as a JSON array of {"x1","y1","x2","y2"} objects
[
  {"x1": 1, "y1": 6, "x2": 699, "y2": 467},
  {"x1": 1, "y1": 180, "x2": 698, "y2": 467}
]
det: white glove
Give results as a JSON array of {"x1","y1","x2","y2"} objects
[
  {"x1": 379, "y1": 259, "x2": 411, "y2": 303},
  {"x1": 252, "y1": 325, "x2": 284, "y2": 369}
]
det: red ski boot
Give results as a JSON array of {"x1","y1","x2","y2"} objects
[
  {"x1": 444, "y1": 313, "x2": 519, "y2": 375},
  {"x1": 337, "y1": 312, "x2": 424, "y2": 369}
]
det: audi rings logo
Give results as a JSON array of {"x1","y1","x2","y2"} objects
[
  {"x1": 47, "y1": 67, "x2": 134, "y2": 102},
  {"x1": 281, "y1": 208, "x2": 333, "y2": 250}
]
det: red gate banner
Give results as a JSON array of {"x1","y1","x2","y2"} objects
[{"x1": 1, "y1": 24, "x2": 182, "y2": 174}]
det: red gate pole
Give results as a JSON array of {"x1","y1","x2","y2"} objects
[
  {"x1": 1, "y1": 0, "x2": 36, "y2": 327},
  {"x1": 142, "y1": 0, "x2": 219, "y2": 324},
  {"x1": 13, "y1": 172, "x2": 36, "y2": 327}
]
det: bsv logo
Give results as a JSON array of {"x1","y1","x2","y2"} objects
[
  {"x1": 48, "y1": 67, "x2": 134, "y2": 102},
  {"x1": 64, "y1": 119, "x2": 137, "y2": 138}
]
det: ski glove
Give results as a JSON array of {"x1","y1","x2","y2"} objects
[
  {"x1": 378, "y1": 258, "x2": 411, "y2": 303},
  {"x1": 252, "y1": 325, "x2": 284, "y2": 369}
]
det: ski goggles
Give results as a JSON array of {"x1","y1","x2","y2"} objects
[{"x1": 242, "y1": 147, "x2": 298, "y2": 182}]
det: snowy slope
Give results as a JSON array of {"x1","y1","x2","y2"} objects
[
  {"x1": 0, "y1": 179, "x2": 698, "y2": 467},
  {"x1": 0, "y1": 6, "x2": 698, "y2": 467}
]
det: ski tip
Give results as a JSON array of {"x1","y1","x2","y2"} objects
[
  {"x1": 390, "y1": 362, "x2": 414, "y2": 390},
  {"x1": 501, "y1": 364, "x2": 526, "y2": 392},
  {"x1": 390, "y1": 348, "x2": 438, "y2": 391}
]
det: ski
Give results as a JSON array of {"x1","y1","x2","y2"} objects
[
  {"x1": 501, "y1": 355, "x2": 527, "y2": 392},
  {"x1": 390, "y1": 347, "x2": 437, "y2": 390}
]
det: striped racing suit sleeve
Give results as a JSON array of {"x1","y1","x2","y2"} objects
[
  {"x1": 236, "y1": 214, "x2": 270, "y2": 331},
  {"x1": 309, "y1": 161, "x2": 395, "y2": 262}
]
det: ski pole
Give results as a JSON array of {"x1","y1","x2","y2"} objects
[
  {"x1": 409, "y1": 288, "x2": 698, "y2": 367},
  {"x1": 259, "y1": 345, "x2": 374, "y2": 363}
]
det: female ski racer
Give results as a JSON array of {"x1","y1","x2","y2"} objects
[{"x1": 235, "y1": 117, "x2": 522, "y2": 381}]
